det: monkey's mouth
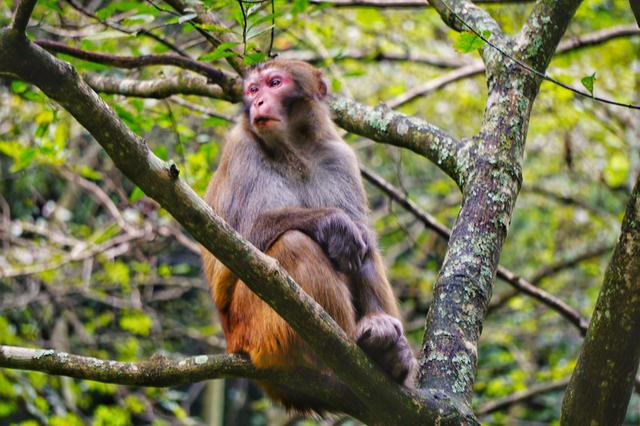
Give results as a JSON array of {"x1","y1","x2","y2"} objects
[{"x1": 254, "y1": 116, "x2": 279, "y2": 126}]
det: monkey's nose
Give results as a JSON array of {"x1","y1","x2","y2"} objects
[{"x1": 257, "y1": 99, "x2": 264, "y2": 107}]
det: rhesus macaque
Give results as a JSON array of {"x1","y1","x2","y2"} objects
[{"x1": 201, "y1": 60, "x2": 415, "y2": 412}]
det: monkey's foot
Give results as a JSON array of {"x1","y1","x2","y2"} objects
[{"x1": 355, "y1": 313, "x2": 416, "y2": 386}]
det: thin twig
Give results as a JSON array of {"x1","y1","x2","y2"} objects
[{"x1": 476, "y1": 378, "x2": 570, "y2": 415}]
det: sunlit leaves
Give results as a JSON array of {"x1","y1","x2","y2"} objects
[
  {"x1": 198, "y1": 42, "x2": 241, "y2": 61},
  {"x1": 119, "y1": 310, "x2": 153, "y2": 336},
  {"x1": 454, "y1": 30, "x2": 491, "y2": 53}
]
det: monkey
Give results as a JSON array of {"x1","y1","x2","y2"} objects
[{"x1": 201, "y1": 59, "x2": 416, "y2": 412}]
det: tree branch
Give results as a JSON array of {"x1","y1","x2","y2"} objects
[
  {"x1": 35, "y1": 40, "x2": 241, "y2": 95},
  {"x1": 561, "y1": 175, "x2": 640, "y2": 424},
  {"x1": 0, "y1": 345, "x2": 368, "y2": 418},
  {"x1": 427, "y1": 0, "x2": 503, "y2": 37},
  {"x1": 515, "y1": 0, "x2": 585, "y2": 71},
  {"x1": 332, "y1": 97, "x2": 464, "y2": 185},
  {"x1": 477, "y1": 378, "x2": 570, "y2": 416},
  {"x1": 84, "y1": 74, "x2": 232, "y2": 101},
  {"x1": 11, "y1": 0, "x2": 38, "y2": 33}
]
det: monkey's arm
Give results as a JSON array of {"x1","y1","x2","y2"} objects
[{"x1": 249, "y1": 207, "x2": 368, "y2": 275}]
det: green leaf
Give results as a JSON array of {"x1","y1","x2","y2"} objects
[
  {"x1": 129, "y1": 186, "x2": 145, "y2": 203},
  {"x1": 198, "y1": 42, "x2": 240, "y2": 62},
  {"x1": 243, "y1": 51, "x2": 267, "y2": 66},
  {"x1": 203, "y1": 116, "x2": 229, "y2": 127},
  {"x1": 454, "y1": 30, "x2": 490, "y2": 53},
  {"x1": 581, "y1": 72, "x2": 596, "y2": 96},
  {"x1": 10, "y1": 80, "x2": 28, "y2": 94},
  {"x1": 247, "y1": 24, "x2": 274, "y2": 41},
  {"x1": 292, "y1": 0, "x2": 310, "y2": 15}
]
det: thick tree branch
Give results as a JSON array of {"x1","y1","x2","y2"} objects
[
  {"x1": 515, "y1": 0, "x2": 585, "y2": 71},
  {"x1": 11, "y1": 0, "x2": 37, "y2": 33},
  {"x1": 0, "y1": 345, "x2": 368, "y2": 418},
  {"x1": 561, "y1": 175, "x2": 640, "y2": 424},
  {"x1": 0, "y1": 29, "x2": 464, "y2": 425},
  {"x1": 427, "y1": 0, "x2": 503, "y2": 37},
  {"x1": 332, "y1": 97, "x2": 464, "y2": 185}
]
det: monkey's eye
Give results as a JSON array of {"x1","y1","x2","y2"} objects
[
  {"x1": 269, "y1": 78, "x2": 281, "y2": 87},
  {"x1": 248, "y1": 85, "x2": 259, "y2": 95}
]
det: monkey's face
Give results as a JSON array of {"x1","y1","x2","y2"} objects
[{"x1": 243, "y1": 67, "x2": 296, "y2": 139}]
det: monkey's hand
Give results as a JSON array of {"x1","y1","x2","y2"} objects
[
  {"x1": 314, "y1": 209, "x2": 368, "y2": 275},
  {"x1": 356, "y1": 313, "x2": 416, "y2": 386}
]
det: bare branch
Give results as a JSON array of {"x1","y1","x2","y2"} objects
[
  {"x1": 0, "y1": 229, "x2": 148, "y2": 279},
  {"x1": 0, "y1": 345, "x2": 368, "y2": 418},
  {"x1": 11, "y1": 0, "x2": 38, "y2": 33},
  {"x1": 169, "y1": 97, "x2": 234, "y2": 122},
  {"x1": 332, "y1": 98, "x2": 464, "y2": 185},
  {"x1": 387, "y1": 62, "x2": 484, "y2": 108},
  {"x1": 495, "y1": 266, "x2": 589, "y2": 334},
  {"x1": 58, "y1": 168, "x2": 134, "y2": 233},
  {"x1": 477, "y1": 378, "x2": 569, "y2": 415},
  {"x1": 35, "y1": 40, "x2": 241, "y2": 95},
  {"x1": 84, "y1": 74, "x2": 232, "y2": 100}
]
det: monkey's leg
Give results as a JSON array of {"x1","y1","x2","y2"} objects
[
  {"x1": 351, "y1": 249, "x2": 417, "y2": 386},
  {"x1": 226, "y1": 230, "x2": 356, "y2": 411}
]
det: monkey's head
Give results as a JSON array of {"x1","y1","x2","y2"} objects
[{"x1": 243, "y1": 60, "x2": 329, "y2": 145}]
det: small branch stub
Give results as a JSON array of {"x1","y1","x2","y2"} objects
[{"x1": 169, "y1": 162, "x2": 180, "y2": 179}]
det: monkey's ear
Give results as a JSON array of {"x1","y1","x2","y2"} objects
[{"x1": 316, "y1": 73, "x2": 329, "y2": 99}]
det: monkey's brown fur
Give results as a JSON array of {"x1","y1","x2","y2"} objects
[{"x1": 201, "y1": 60, "x2": 415, "y2": 412}]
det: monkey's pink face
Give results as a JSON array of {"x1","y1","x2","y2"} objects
[{"x1": 244, "y1": 68, "x2": 295, "y2": 133}]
